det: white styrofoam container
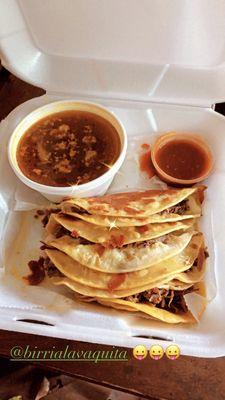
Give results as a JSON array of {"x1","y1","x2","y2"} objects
[{"x1": 0, "y1": 0, "x2": 225, "y2": 357}]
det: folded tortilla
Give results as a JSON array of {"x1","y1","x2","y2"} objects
[
  {"x1": 50, "y1": 275, "x2": 183, "y2": 298},
  {"x1": 175, "y1": 247, "x2": 206, "y2": 283},
  {"x1": 40, "y1": 187, "x2": 207, "y2": 324},
  {"x1": 49, "y1": 246, "x2": 204, "y2": 299},
  {"x1": 51, "y1": 277, "x2": 196, "y2": 323},
  {"x1": 45, "y1": 233, "x2": 203, "y2": 290},
  {"x1": 61, "y1": 186, "x2": 205, "y2": 219},
  {"x1": 158, "y1": 280, "x2": 194, "y2": 291},
  {"x1": 72, "y1": 290, "x2": 199, "y2": 323},
  {"x1": 46, "y1": 213, "x2": 194, "y2": 246},
  {"x1": 61, "y1": 191, "x2": 202, "y2": 226},
  {"x1": 96, "y1": 299, "x2": 196, "y2": 324},
  {"x1": 48, "y1": 231, "x2": 194, "y2": 273}
]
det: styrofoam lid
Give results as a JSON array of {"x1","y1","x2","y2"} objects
[{"x1": 1, "y1": 0, "x2": 225, "y2": 106}]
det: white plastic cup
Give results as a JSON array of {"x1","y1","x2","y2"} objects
[{"x1": 8, "y1": 100, "x2": 127, "y2": 202}]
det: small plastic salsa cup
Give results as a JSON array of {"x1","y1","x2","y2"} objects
[{"x1": 151, "y1": 132, "x2": 213, "y2": 186}]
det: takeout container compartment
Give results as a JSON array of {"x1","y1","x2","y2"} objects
[
  {"x1": 151, "y1": 132, "x2": 214, "y2": 186},
  {"x1": 8, "y1": 100, "x2": 127, "y2": 202}
]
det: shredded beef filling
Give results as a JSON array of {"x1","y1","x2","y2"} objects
[
  {"x1": 40, "y1": 241, "x2": 57, "y2": 251},
  {"x1": 70, "y1": 201, "x2": 189, "y2": 217},
  {"x1": 186, "y1": 256, "x2": 198, "y2": 272},
  {"x1": 46, "y1": 200, "x2": 189, "y2": 247},
  {"x1": 159, "y1": 200, "x2": 189, "y2": 216},
  {"x1": 25, "y1": 255, "x2": 63, "y2": 284},
  {"x1": 54, "y1": 225, "x2": 168, "y2": 248},
  {"x1": 185, "y1": 248, "x2": 209, "y2": 274},
  {"x1": 204, "y1": 248, "x2": 209, "y2": 258},
  {"x1": 34, "y1": 209, "x2": 45, "y2": 219},
  {"x1": 50, "y1": 225, "x2": 168, "y2": 249},
  {"x1": 37, "y1": 208, "x2": 60, "y2": 227},
  {"x1": 44, "y1": 257, "x2": 63, "y2": 278},
  {"x1": 48, "y1": 221, "x2": 94, "y2": 244},
  {"x1": 123, "y1": 235, "x2": 168, "y2": 249},
  {"x1": 54, "y1": 225, "x2": 70, "y2": 238},
  {"x1": 24, "y1": 257, "x2": 46, "y2": 285},
  {"x1": 123, "y1": 287, "x2": 195, "y2": 314},
  {"x1": 70, "y1": 206, "x2": 90, "y2": 215}
]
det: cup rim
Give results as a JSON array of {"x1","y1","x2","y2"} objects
[
  {"x1": 8, "y1": 100, "x2": 127, "y2": 194},
  {"x1": 151, "y1": 132, "x2": 214, "y2": 185}
]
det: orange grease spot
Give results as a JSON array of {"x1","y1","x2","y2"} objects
[
  {"x1": 95, "y1": 244, "x2": 106, "y2": 256},
  {"x1": 141, "y1": 143, "x2": 150, "y2": 150},
  {"x1": 136, "y1": 225, "x2": 149, "y2": 233},
  {"x1": 103, "y1": 235, "x2": 125, "y2": 249},
  {"x1": 198, "y1": 186, "x2": 206, "y2": 204},
  {"x1": 71, "y1": 230, "x2": 79, "y2": 238},
  {"x1": 107, "y1": 274, "x2": 126, "y2": 292},
  {"x1": 139, "y1": 149, "x2": 155, "y2": 179}
]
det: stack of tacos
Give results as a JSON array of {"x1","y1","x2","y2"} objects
[{"x1": 40, "y1": 186, "x2": 207, "y2": 324}]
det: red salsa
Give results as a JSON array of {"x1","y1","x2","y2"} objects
[
  {"x1": 16, "y1": 110, "x2": 121, "y2": 186},
  {"x1": 139, "y1": 147, "x2": 155, "y2": 179},
  {"x1": 155, "y1": 140, "x2": 210, "y2": 180}
]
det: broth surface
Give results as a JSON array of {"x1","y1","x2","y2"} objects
[{"x1": 17, "y1": 110, "x2": 121, "y2": 186}]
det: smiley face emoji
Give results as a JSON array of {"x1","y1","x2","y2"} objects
[
  {"x1": 149, "y1": 345, "x2": 164, "y2": 360},
  {"x1": 165, "y1": 345, "x2": 180, "y2": 360},
  {"x1": 133, "y1": 345, "x2": 147, "y2": 360}
]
